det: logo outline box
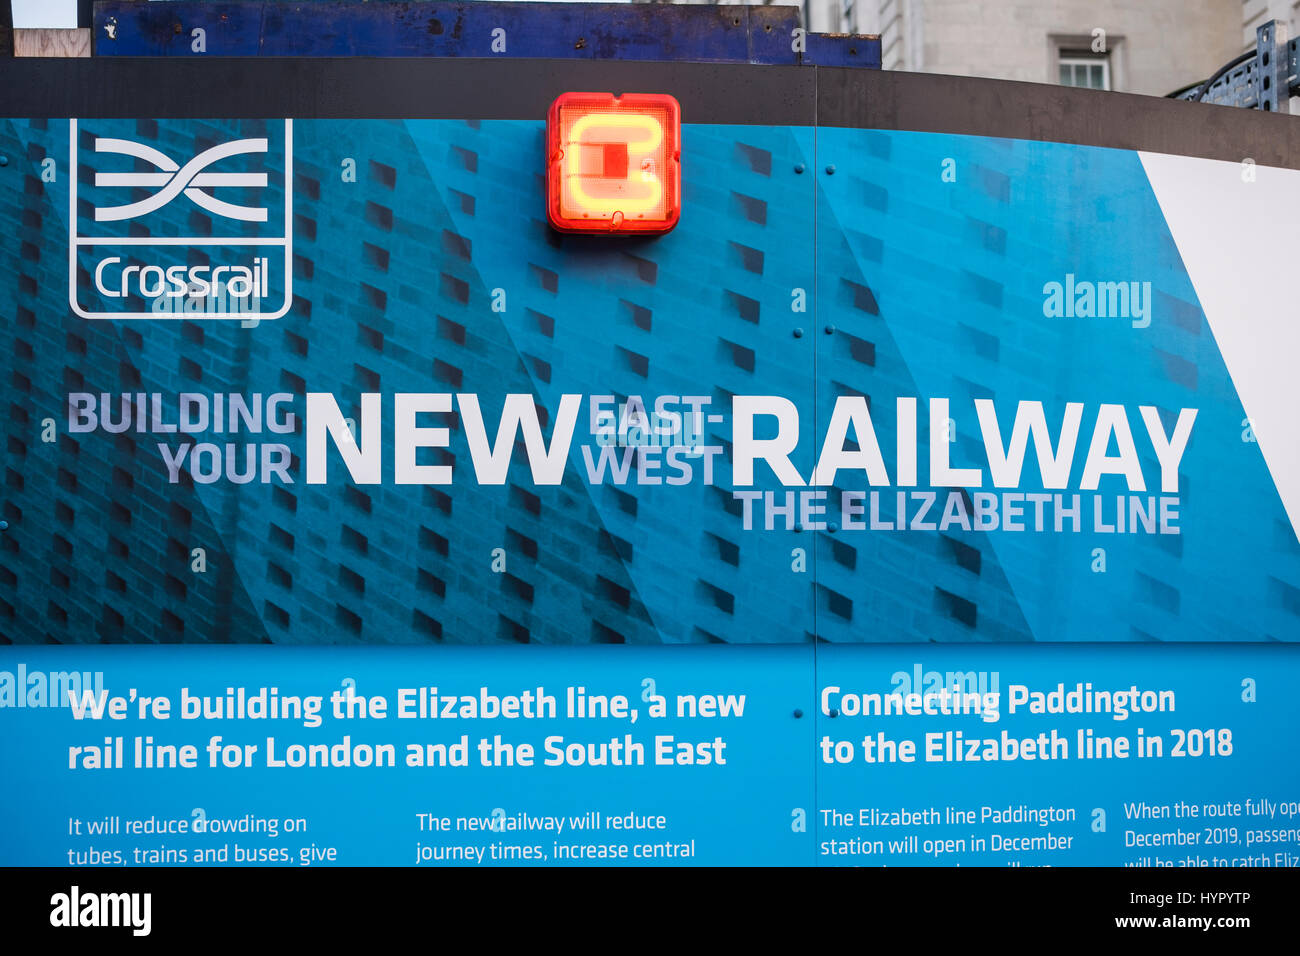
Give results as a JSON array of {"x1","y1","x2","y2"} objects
[{"x1": 67, "y1": 117, "x2": 294, "y2": 321}]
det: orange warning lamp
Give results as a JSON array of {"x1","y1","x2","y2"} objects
[{"x1": 546, "y1": 92, "x2": 681, "y2": 235}]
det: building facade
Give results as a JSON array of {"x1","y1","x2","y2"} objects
[
  {"x1": 805, "y1": 0, "x2": 1247, "y2": 98},
  {"x1": 1244, "y1": 0, "x2": 1300, "y2": 47}
]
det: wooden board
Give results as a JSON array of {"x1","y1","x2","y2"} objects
[{"x1": 14, "y1": 28, "x2": 91, "y2": 58}]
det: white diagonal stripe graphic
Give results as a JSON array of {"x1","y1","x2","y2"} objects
[{"x1": 1140, "y1": 150, "x2": 1300, "y2": 542}]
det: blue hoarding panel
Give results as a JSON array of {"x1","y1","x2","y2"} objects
[
  {"x1": 2, "y1": 60, "x2": 1299, "y2": 870},
  {"x1": 3, "y1": 117, "x2": 1293, "y2": 646},
  {"x1": 802, "y1": 31, "x2": 883, "y2": 68},
  {"x1": 92, "y1": 1, "x2": 857, "y2": 67}
]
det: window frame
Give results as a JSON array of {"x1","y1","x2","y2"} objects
[
  {"x1": 1049, "y1": 32, "x2": 1126, "y2": 93},
  {"x1": 1058, "y1": 53, "x2": 1112, "y2": 91}
]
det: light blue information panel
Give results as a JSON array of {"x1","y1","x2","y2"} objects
[{"x1": 1, "y1": 644, "x2": 1296, "y2": 866}]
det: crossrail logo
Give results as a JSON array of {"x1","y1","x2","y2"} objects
[
  {"x1": 92, "y1": 137, "x2": 271, "y2": 223},
  {"x1": 68, "y1": 118, "x2": 293, "y2": 320}
]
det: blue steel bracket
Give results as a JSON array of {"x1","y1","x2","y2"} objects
[
  {"x1": 92, "y1": 1, "x2": 882, "y2": 68},
  {"x1": 1177, "y1": 19, "x2": 1296, "y2": 111},
  {"x1": 1256, "y1": 19, "x2": 1294, "y2": 112}
]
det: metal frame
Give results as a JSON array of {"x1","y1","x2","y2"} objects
[{"x1": 1176, "y1": 19, "x2": 1297, "y2": 112}]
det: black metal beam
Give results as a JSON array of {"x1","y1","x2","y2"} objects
[{"x1": 0, "y1": 55, "x2": 1297, "y2": 169}]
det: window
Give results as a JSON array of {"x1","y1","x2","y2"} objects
[{"x1": 1059, "y1": 54, "x2": 1110, "y2": 90}]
